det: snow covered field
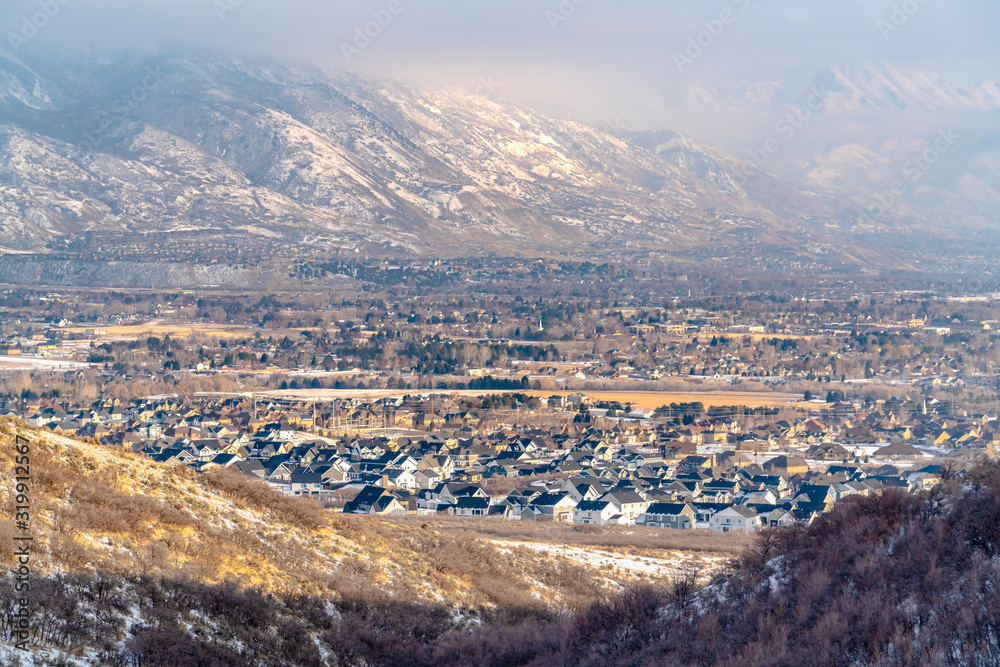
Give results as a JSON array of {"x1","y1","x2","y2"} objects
[
  {"x1": 492, "y1": 539, "x2": 730, "y2": 581},
  {"x1": 0, "y1": 355, "x2": 90, "y2": 370}
]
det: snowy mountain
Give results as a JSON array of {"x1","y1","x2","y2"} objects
[
  {"x1": 730, "y1": 60, "x2": 1000, "y2": 115},
  {"x1": 0, "y1": 48, "x2": 868, "y2": 257},
  {"x1": 672, "y1": 59, "x2": 1000, "y2": 224},
  {"x1": 0, "y1": 48, "x2": 994, "y2": 261}
]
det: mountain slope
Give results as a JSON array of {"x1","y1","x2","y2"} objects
[
  {"x1": 627, "y1": 128, "x2": 832, "y2": 220},
  {"x1": 673, "y1": 58, "x2": 1000, "y2": 226},
  {"x1": 0, "y1": 49, "x2": 869, "y2": 258},
  {"x1": 2, "y1": 48, "x2": 995, "y2": 264},
  {"x1": 731, "y1": 59, "x2": 1000, "y2": 114}
]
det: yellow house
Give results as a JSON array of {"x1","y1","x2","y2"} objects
[{"x1": 932, "y1": 431, "x2": 951, "y2": 446}]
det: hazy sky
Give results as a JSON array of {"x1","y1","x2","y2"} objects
[{"x1": 3, "y1": 0, "x2": 997, "y2": 135}]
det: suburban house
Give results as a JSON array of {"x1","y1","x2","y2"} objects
[
  {"x1": 764, "y1": 455, "x2": 809, "y2": 477},
  {"x1": 573, "y1": 500, "x2": 622, "y2": 525},
  {"x1": 453, "y1": 496, "x2": 490, "y2": 517},
  {"x1": 601, "y1": 490, "x2": 651, "y2": 522},
  {"x1": 344, "y1": 485, "x2": 408, "y2": 516},
  {"x1": 710, "y1": 506, "x2": 762, "y2": 533},
  {"x1": 637, "y1": 502, "x2": 696, "y2": 530},
  {"x1": 288, "y1": 473, "x2": 324, "y2": 495},
  {"x1": 529, "y1": 492, "x2": 577, "y2": 523},
  {"x1": 873, "y1": 442, "x2": 924, "y2": 461}
]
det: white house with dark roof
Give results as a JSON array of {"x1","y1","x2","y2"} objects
[
  {"x1": 573, "y1": 500, "x2": 622, "y2": 525},
  {"x1": 710, "y1": 505, "x2": 762, "y2": 533}
]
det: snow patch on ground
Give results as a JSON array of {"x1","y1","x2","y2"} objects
[{"x1": 491, "y1": 539, "x2": 728, "y2": 580}]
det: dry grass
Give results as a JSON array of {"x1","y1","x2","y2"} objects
[
  {"x1": 321, "y1": 486, "x2": 365, "y2": 510},
  {"x1": 0, "y1": 420, "x2": 716, "y2": 612},
  {"x1": 61, "y1": 323, "x2": 251, "y2": 338},
  {"x1": 394, "y1": 516, "x2": 752, "y2": 554}
]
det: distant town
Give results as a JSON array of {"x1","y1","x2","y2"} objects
[
  {"x1": 13, "y1": 388, "x2": 975, "y2": 533},
  {"x1": 1, "y1": 269, "x2": 998, "y2": 534}
]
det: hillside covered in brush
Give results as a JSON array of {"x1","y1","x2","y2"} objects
[
  {"x1": 0, "y1": 421, "x2": 727, "y2": 665},
  {"x1": 4, "y1": 422, "x2": 1000, "y2": 665}
]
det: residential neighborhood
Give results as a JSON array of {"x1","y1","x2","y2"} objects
[{"x1": 10, "y1": 387, "x2": 987, "y2": 534}]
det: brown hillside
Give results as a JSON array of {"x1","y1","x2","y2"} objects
[{"x1": 0, "y1": 420, "x2": 725, "y2": 612}]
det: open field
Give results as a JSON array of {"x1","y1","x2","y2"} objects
[
  {"x1": 0, "y1": 355, "x2": 91, "y2": 370},
  {"x1": 524, "y1": 390, "x2": 803, "y2": 409},
  {"x1": 493, "y1": 540, "x2": 730, "y2": 583},
  {"x1": 384, "y1": 518, "x2": 748, "y2": 586},
  {"x1": 261, "y1": 387, "x2": 803, "y2": 408},
  {"x1": 62, "y1": 323, "x2": 253, "y2": 339},
  {"x1": 406, "y1": 517, "x2": 753, "y2": 554}
]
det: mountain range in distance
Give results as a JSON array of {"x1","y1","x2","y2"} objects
[{"x1": 0, "y1": 47, "x2": 997, "y2": 267}]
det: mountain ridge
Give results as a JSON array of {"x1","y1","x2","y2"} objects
[
  {"x1": 671, "y1": 58, "x2": 1000, "y2": 224},
  {"x1": 0, "y1": 48, "x2": 882, "y2": 260},
  {"x1": 0, "y1": 48, "x2": 996, "y2": 267}
]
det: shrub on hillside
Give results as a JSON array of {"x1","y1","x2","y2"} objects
[
  {"x1": 202, "y1": 467, "x2": 326, "y2": 531},
  {"x1": 13, "y1": 460, "x2": 1000, "y2": 666}
]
